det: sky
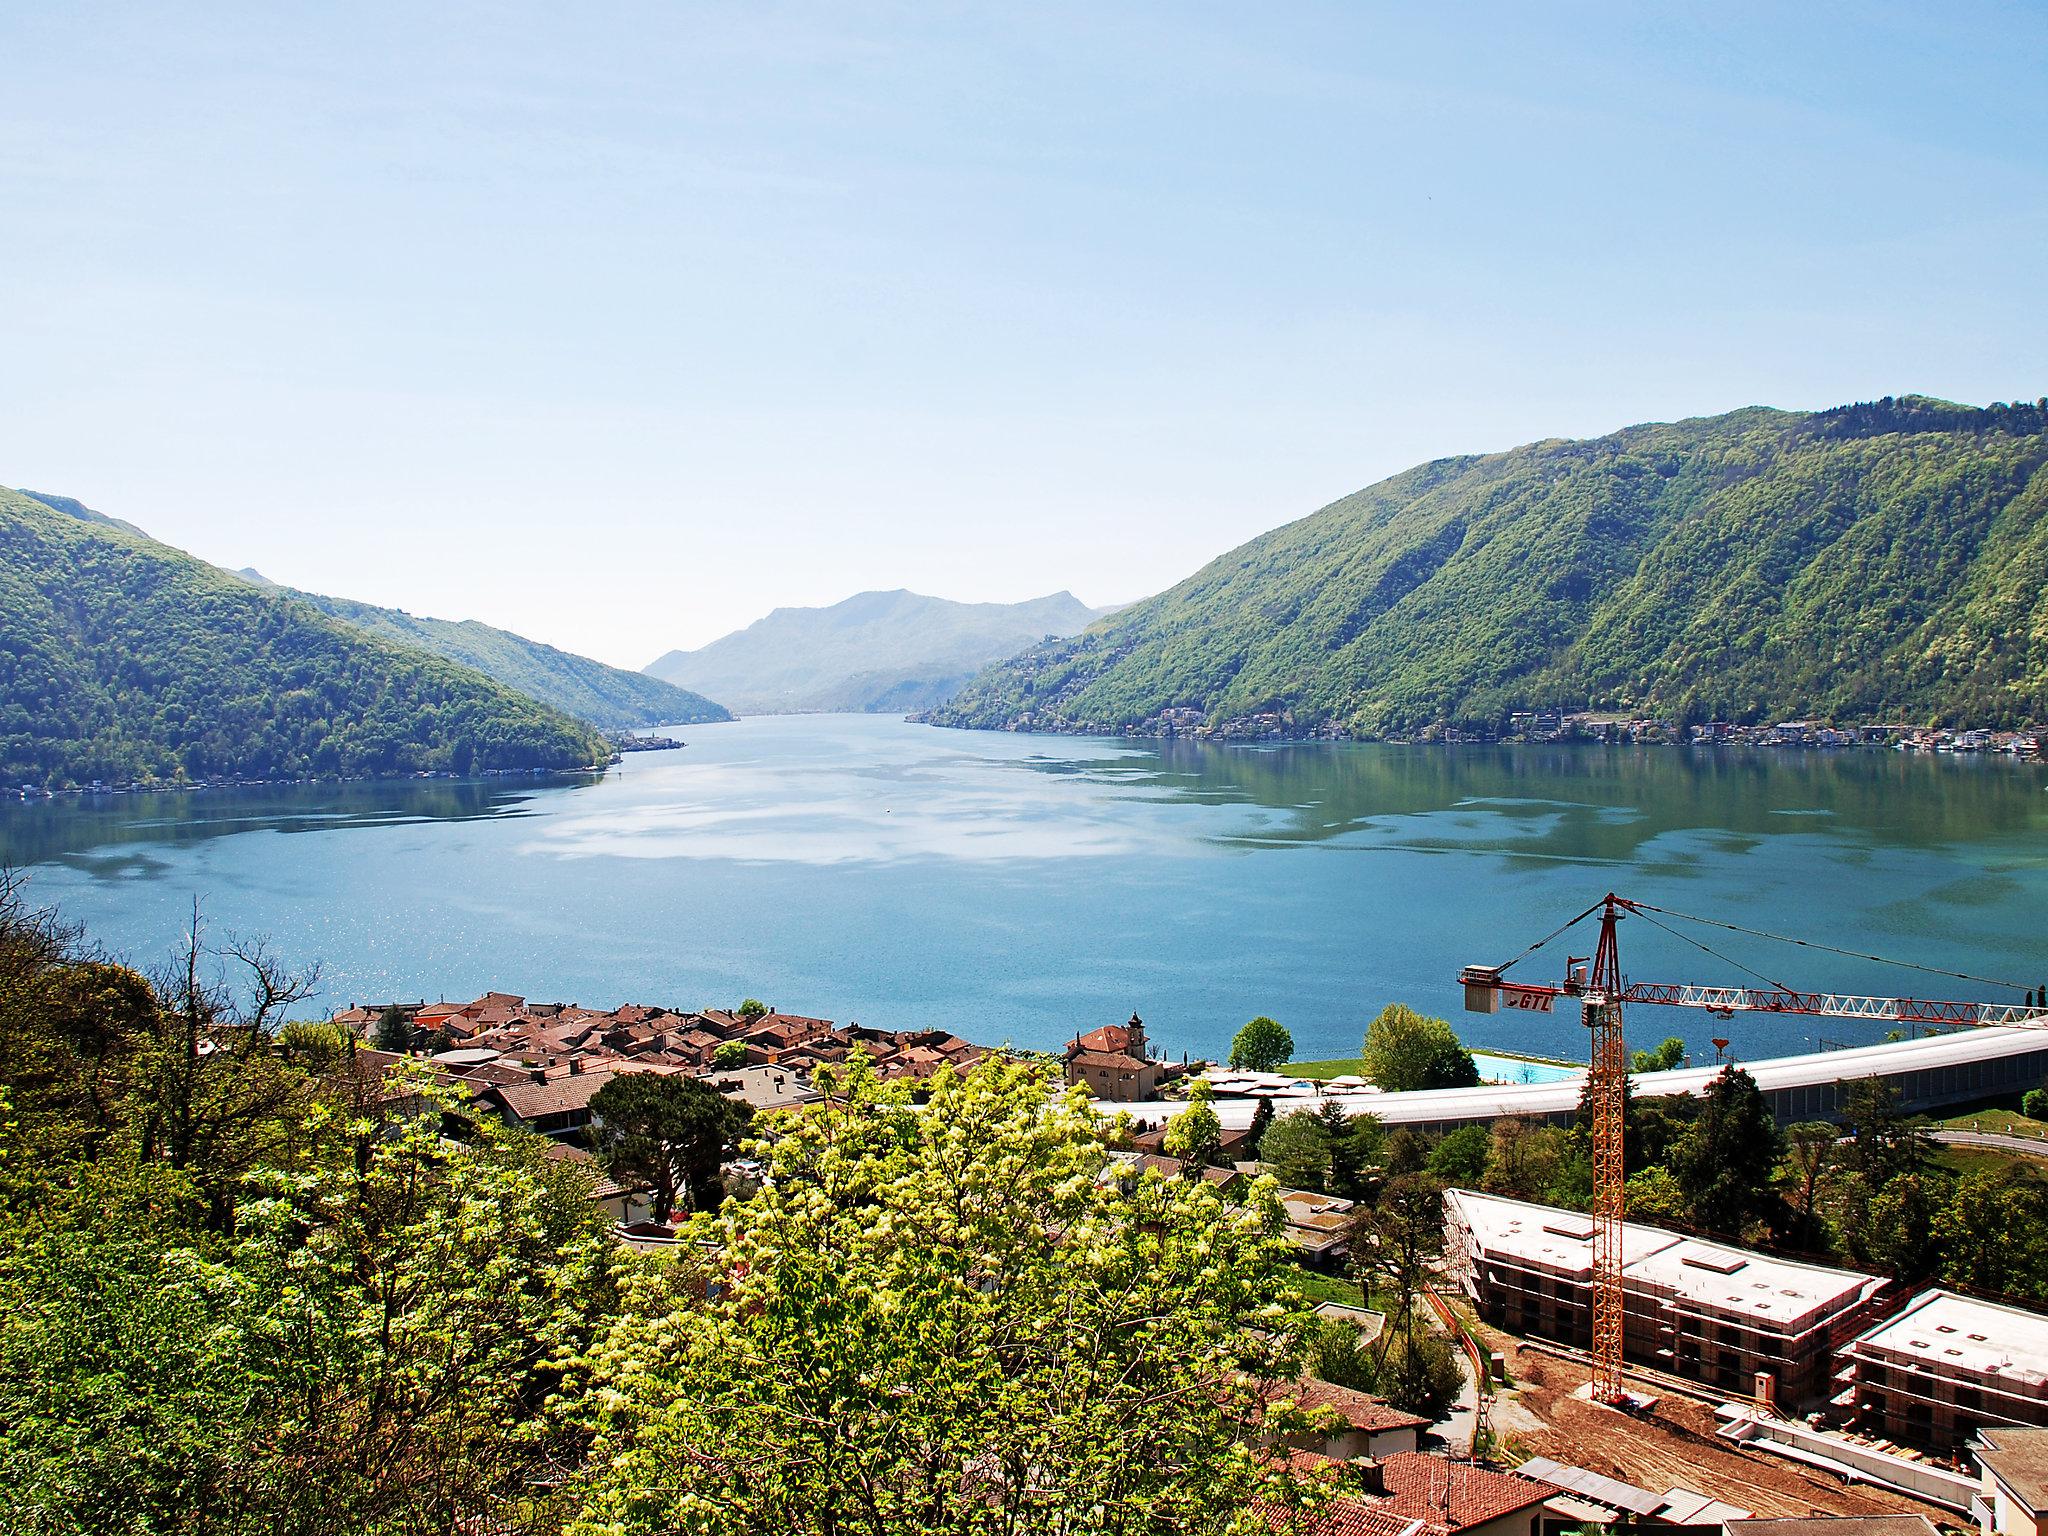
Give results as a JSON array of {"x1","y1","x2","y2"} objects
[{"x1": 2, "y1": 3, "x2": 2044, "y2": 668}]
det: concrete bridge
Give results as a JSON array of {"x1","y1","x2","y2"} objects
[{"x1": 1102, "y1": 1022, "x2": 2048, "y2": 1134}]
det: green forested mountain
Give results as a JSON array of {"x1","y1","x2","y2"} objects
[
  {"x1": 647, "y1": 588, "x2": 1114, "y2": 714},
  {"x1": 0, "y1": 486, "x2": 611, "y2": 785},
  {"x1": 932, "y1": 398, "x2": 2048, "y2": 737},
  {"x1": 272, "y1": 586, "x2": 730, "y2": 731}
]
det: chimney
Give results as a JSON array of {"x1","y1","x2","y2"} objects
[
  {"x1": 530, "y1": 1068, "x2": 548, "y2": 1084},
  {"x1": 569, "y1": 1055, "x2": 583, "y2": 1075},
  {"x1": 1348, "y1": 1457, "x2": 1385, "y2": 1497}
]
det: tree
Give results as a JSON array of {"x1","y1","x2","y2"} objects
[
  {"x1": 1837, "y1": 1077, "x2": 1931, "y2": 1189},
  {"x1": 1783, "y1": 1121, "x2": 1837, "y2": 1248},
  {"x1": 1229, "y1": 1016, "x2": 1295, "y2": 1073},
  {"x1": 1326, "y1": 1107, "x2": 1386, "y2": 1201},
  {"x1": 1427, "y1": 1123, "x2": 1491, "y2": 1187},
  {"x1": 2024, "y1": 1085, "x2": 2048, "y2": 1121},
  {"x1": 1630, "y1": 1036, "x2": 1686, "y2": 1073},
  {"x1": 1359, "y1": 1004, "x2": 1479, "y2": 1093},
  {"x1": 588, "y1": 1072, "x2": 754, "y2": 1223},
  {"x1": 1623, "y1": 1165, "x2": 1689, "y2": 1222},
  {"x1": 1260, "y1": 1111, "x2": 1330, "y2": 1191},
  {"x1": 1668, "y1": 1066, "x2": 1781, "y2": 1237},
  {"x1": 710, "y1": 1040, "x2": 748, "y2": 1069},
  {"x1": 1374, "y1": 1330, "x2": 1466, "y2": 1422},
  {"x1": 0, "y1": 1070, "x2": 608, "y2": 1536},
  {"x1": 1480, "y1": 1118, "x2": 1565, "y2": 1203},
  {"x1": 736, "y1": 998, "x2": 767, "y2": 1021},
  {"x1": 1935, "y1": 1166, "x2": 2048, "y2": 1299},
  {"x1": 1859, "y1": 1171, "x2": 1948, "y2": 1282},
  {"x1": 373, "y1": 1005, "x2": 413, "y2": 1052},
  {"x1": 1349, "y1": 1171, "x2": 1445, "y2": 1353},
  {"x1": 574, "y1": 1057, "x2": 1311, "y2": 1535},
  {"x1": 1163, "y1": 1077, "x2": 1223, "y2": 1170},
  {"x1": 1246, "y1": 1093, "x2": 1275, "y2": 1156}
]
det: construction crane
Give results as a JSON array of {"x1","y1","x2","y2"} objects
[{"x1": 1458, "y1": 893, "x2": 2047, "y2": 1407}]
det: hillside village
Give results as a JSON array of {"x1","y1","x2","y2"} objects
[{"x1": 321, "y1": 985, "x2": 2048, "y2": 1536}]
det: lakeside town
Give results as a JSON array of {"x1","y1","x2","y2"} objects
[{"x1": 324, "y1": 979, "x2": 2048, "y2": 1536}]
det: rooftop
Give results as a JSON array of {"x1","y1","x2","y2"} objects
[
  {"x1": 1726, "y1": 1519, "x2": 1938, "y2": 1536},
  {"x1": 1849, "y1": 1289, "x2": 2048, "y2": 1386},
  {"x1": 1448, "y1": 1188, "x2": 1880, "y2": 1327},
  {"x1": 1976, "y1": 1427, "x2": 2048, "y2": 1511}
]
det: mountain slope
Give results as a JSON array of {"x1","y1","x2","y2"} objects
[
  {"x1": 931, "y1": 397, "x2": 2048, "y2": 737},
  {"x1": 0, "y1": 486, "x2": 611, "y2": 785},
  {"x1": 278, "y1": 588, "x2": 730, "y2": 731},
  {"x1": 647, "y1": 588, "x2": 1113, "y2": 714}
]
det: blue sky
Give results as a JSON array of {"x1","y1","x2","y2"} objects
[{"x1": 2, "y1": 2, "x2": 2043, "y2": 666}]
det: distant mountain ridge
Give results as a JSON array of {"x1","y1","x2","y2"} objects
[
  {"x1": 0, "y1": 486, "x2": 610, "y2": 785},
  {"x1": 647, "y1": 588, "x2": 1115, "y2": 714},
  {"x1": 931, "y1": 396, "x2": 2048, "y2": 737},
  {"x1": 270, "y1": 586, "x2": 730, "y2": 731}
]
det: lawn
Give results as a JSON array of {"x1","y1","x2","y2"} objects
[{"x1": 1285, "y1": 1057, "x2": 1370, "y2": 1080}]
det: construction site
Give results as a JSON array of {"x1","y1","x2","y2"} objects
[{"x1": 1414, "y1": 894, "x2": 2048, "y2": 1528}]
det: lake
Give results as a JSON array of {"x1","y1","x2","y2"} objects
[{"x1": 5, "y1": 715, "x2": 2045, "y2": 1067}]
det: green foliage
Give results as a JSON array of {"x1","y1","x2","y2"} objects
[
  {"x1": 1622, "y1": 1165, "x2": 1689, "y2": 1222},
  {"x1": 1260, "y1": 1110, "x2": 1331, "y2": 1191},
  {"x1": 1426, "y1": 1123, "x2": 1491, "y2": 1187},
  {"x1": 283, "y1": 584, "x2": 730, "y2": 729},
  {"x1": 736, "y1": 998, "x2": 767, "y2": 1020},
  {"x1": 573, "y1": 1055, "x2": 1309, "y2": 1535},
  {"x1": 932, "y1": 398, "x2": 2048, "y2": 734},
  {"x1": 587, "y1": 1071, "x2": 753, "y2": 1223},
  {"x1": 1229, "y1": 1014, "x2": 1295, "y2": 1072},
  {"x1": 1373, "y1": 1330, "x2": 1466, "y2": 1422},
  {"x1": 1359, "y1": 1003, "x2": 1479, "y2": 1093},
  {"x1": 373, "y1": 1005, "x2": 414, "y2": 1052},
  {"x1": 1630, "y1": 1036, "x2": 1686, "y2": 1073},
  {"x1": 1837, "y1": 1077, "x2": 1932, "y2": 1188},
  {"x1": 0, "y1": 487, "x2": 609, "y2": 786},
  {"x1": 2022, "y1": 1085, "x2": 2048, "y2": 1120},
  {"x1": 1932, "y1": 1165, "x2": 2048, "y2": 1299},
  {"x1": 1668, "y1": 1066, "x2": 1782, "y2": 1237},
  {"x1": 710, "y1": 1039, "x2": 748, "y2": 1069},
  {"x1": 1164, "y1": 1077, "x2": 1224, "y2": 1169},
  {"x1": 1304, "y1": 1315, "x2": 1378, "y2": 1392}
]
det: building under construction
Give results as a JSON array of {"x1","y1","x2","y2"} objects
[
  {"x1": 1839, "y1": 1289, "x2": 2048, "y2": 1449},
  {"x1": 1443, "y1": 1189, "x2": 1888, "y2": 1407}
]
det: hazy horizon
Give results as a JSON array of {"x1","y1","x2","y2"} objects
[{"x1": 4, "y1": 2, "x2": 2044, "y2": 668}]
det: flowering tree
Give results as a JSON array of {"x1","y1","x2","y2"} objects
[{"x1": 575, "y1": 1056, "x2": 1314, "y2": 1535}]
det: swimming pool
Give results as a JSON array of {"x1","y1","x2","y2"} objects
[{"x1": 1470, "y1": 1051, "x2": 1583, "y2": 1085}]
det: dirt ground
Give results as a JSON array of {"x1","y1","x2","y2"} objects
[{"x1": 1486, "y1": 1340, "x2": 1953, "y2": 1522}]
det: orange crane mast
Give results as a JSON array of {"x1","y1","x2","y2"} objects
[{"x1": 1458, "y1": 892, "x2": 2047, "y2": 1409}]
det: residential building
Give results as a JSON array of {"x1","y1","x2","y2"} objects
[
  {"x1": 1842, "y1": 1290, "x2": 2048, "y2": 1449},
  {"x1": 1065, "y1": 1013, "x2": 1164, "y2": 1101},
  {"x1": 1444, "y1": 1188, "x2": 1885, "y2": 1406},
  {"x1": 1974, "y1": 1427, "x2": 2048, "y2": 1536},
  {"x1": 1252, "y1": 1377, "x2": 1428, "y2": 1460}
]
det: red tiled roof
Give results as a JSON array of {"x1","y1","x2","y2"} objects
[
  {"x1": 1070, "y1": 1049, "x2": 1149, "y2": 1072},
  {"x1": 1261, "y1": 1378, "x2": 1429, "y2": 1435},
  {"x1": 1072, "y1": 1023, "x2": 1138, "y2": 1055},
  {"x1": 1377, "y1": 1453, "x2": 1550, "y2": 1533},
  {"x1": 1251, "y1": 1497, "x2": 1423, "y2": 1536}
]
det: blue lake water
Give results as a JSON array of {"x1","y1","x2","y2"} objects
[{"x1": 4, "y1": 714, "x2": 2045, "y2": 1066}]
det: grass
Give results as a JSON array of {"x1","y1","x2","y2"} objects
[
  {"x1": 1283, "y1": 1058, "x2": 1370, "y2": 1081},
  {"x1": 1284, "y1": 1268, "x2": 1368, "y2": 1307}
]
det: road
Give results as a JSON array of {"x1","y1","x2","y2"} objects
[{"x1": 1932, "y1": 1128, "x2": 2048, "y2": 1159}]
